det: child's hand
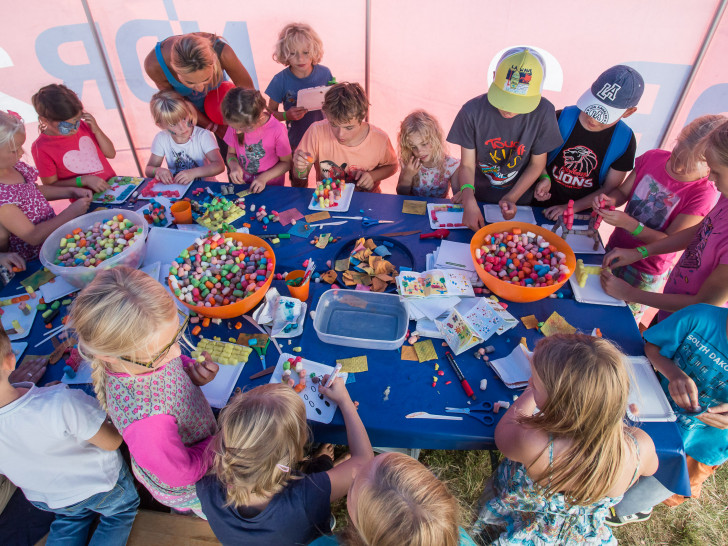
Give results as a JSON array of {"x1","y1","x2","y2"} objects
[
  {"x1": 229, "y1": 163, "x2": 245, "y2": 184},
  {"x1": 173, "y1": 170, "x2": 195, "y2": 185},
  {"x1": 592, "y1": 193, "x2": 616, "y2": 210},
  {"x1": 155, "y1": 167, "x2": 174, "y2": 184},
  {"x1": 353, "y1": 170, "x2": 375, "y2": 191},
  {"x1": 499, "y1": 198, "x2": 517, "y2": 220},
  {"x1": 72, "y1": 187, "x2": 93, "y2": 200},
  {"x1": 293, "y1": 150, "x2": 313, "y2": 174},
  {"x1": 402, "y1": 157, "x2": 421, "y2": 179},
  {"x1": 8, "y1": 356, "x2": 48, "y2": 384},
  {"x1": 597, "y1": 208, "x2": 632, "y2": 230},
  {"x1": 68, "y1": 195, "x2": 93, "y2": 216},
  {"x1": 185, "y1": 351, "x2": 219, "y2": 386},
  {"x1": 599, "y1": 269, "x2": 634, "y2": 301},
  {"x1": 318, "y1": 374, "x2": 354, "y2": 408},
  {"x1": 462, "y1": 197, "x2": 485, "y2": 231},
  {"x1": 250, "y1": 177, "x2": 267, "y2": 193},
  {"x1": 544, "y1": 204, "x2": 566, "y2": 221},
  {"x1": 286, "y1": 107, "x2": 308, "y2": 121},
  {"x1": 80, "y1": 111, "x2": 100, "y2": 132},
  {"x1": 699, "y1": 403, "x2": 728, "y2": 429},
  {"x1": 665, "y1": 369, "x2": 700, "y2": 411},
  {"x1": 0, "y1": 252, "x2": 25, "y2": 272},
  {"x1": 534, "y1": 178, "x2": 551, "y2": 201},
  {"x1": 602, "y1": 247, "x2": 642, "y2": 269},
  {"x1": 82, "y1": 175, "x2": 111, "y2": 194}
]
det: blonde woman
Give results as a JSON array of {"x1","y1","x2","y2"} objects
[
  {"x1": 397, "y1": 110, "x2": 460, "y2": 198},
  {"x1": 69, "y1": 267, "x2": 219, "y2": 515},
  {"x1": 474, "y1": 334, "x2": 659, "y2": 544},
  {"x1": 310, "y1": 451, "x2": 476, "y2": 546},
  {"x1": 144, "y1": 32, "x2": 254, "y2": 139},
  {"x1": 197, "y1": 381, "x2": 372, "y2": 545}
]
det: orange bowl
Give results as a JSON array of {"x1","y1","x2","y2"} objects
[
  {"x1": 470, "y1": 222, "x2": 576, "y2": 303},
  {"x1": 168, "y1": 232, "x2": 276, "y2": 318}
]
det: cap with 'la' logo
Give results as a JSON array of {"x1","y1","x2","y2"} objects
[
  {"x1": 576, "y1": 65, "x2": 644, "y2": 125},
  {"x1": 487, "y1": 47, "x2": 545, "y2": 115}
]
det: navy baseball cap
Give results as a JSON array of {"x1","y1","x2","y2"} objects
[{"x1": 576, "y1": 65, "x2": 645, "y2": 125}]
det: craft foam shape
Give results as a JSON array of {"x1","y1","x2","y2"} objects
[{"x1": 575, "y1": 259, "x2": 602, "y2": 288}]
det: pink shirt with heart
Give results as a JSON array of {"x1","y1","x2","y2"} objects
[{"x1": 31, "y1": 121, "x2": 116, "y2": 182}]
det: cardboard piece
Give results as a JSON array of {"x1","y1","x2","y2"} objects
[
  {"x1": 20, "y1": 269, "x2": 55, "y2": 291},
  {"x1": 540, "y1": 311, "x2": 577, "y2": 337},
  {"x1": 521, "y1": 315, "x2": 540, "y2": 330},
  {"x1": 315, "y1": 233, "x2": 331, "y2": 249},
  {"x1": 414, "y1": 339, "x2": 438, "y2": 363},
  {"x1": 336, "y1": 355, "x2": 369, "y2": 373},
  {"x1": 401, "y1": 345, "x2": 419, "y2": 361},
  {"x1": 277, "y1": 208, "x2": 304, "y2": 226},
  {"x1": 320, "y1": 270, "x2": 338, "y2": 284},
  {"x1": 305, "y1": 211, "x2": 330, "y2": 223},
  {"x1": 334, "y1": 258, "x2": 350, "y2": 272},
  {"x1": 402, "y1": 200, "x2": 427, "y2": 215}
]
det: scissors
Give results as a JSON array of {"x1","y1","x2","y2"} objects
[
  {"x1": 331, "y1": 215, "x2": 395, "y2": 227},
  {"x1": 445, "y1": 401, "x2": 495, "y2": 425}
]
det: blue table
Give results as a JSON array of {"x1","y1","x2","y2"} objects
[{"x1": 11, "y1": 182, "x2": 690, "y2": 496}]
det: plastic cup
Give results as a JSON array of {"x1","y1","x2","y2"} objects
[
  {"x1": 286, "y1": 270, "x2": 310, "y2": 301},
  {"x1": 170, "y1": 201, "x2": 193, "y2": 224}
]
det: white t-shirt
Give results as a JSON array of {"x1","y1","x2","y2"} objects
[
  {"x1": 150, "y1": 126, "x2": 219, "y2": 175},
  {"x1": 0, "y1": 383, "x2": 122, "y2": 509}
]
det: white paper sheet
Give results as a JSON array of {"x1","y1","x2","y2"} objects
[
  {"x1": 408, "y1": 297, "x2": 461, "y2": 321},
  {"x1": 489, "y1": 344, "x2": 532, "y2": 388},
  {"x1": 201, "y1": 362, "x2": 246, "y2": 408},
  {"x1": 296, "y1": 85, "x2": 329, "y2": 110},
  {"x1": 541, "y1": 224, "x2": 605, "y2": 254},
  {"x1": 39, "y1": 276, "x2": 77, "y2": 303},
  {"x1": 626, "y1": 355, "x2": 676, "y2": 422},
  {"x1": 434, "y1": 240, "x2": 475, "y2": 272},
  {"x1": 62, "y1": 360, "x2": 94, "y2": 385},
  {"x1": 569, "y1": 273, "x2": 626, "y2": 307},
  {"x1": 483, "y1": 204, "x2": 536, "y2": 224}
]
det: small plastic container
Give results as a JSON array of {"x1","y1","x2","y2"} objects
[
  {"x1": 40, "y1": 208, "x2": 149, "y2": 289},
  {"x1": 313, "y1": 289, "x2": 408, "y2": 350}
]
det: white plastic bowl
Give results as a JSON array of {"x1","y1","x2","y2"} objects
[{"x1": 39, "y1": 208, "x2": 148, "y2": 288}]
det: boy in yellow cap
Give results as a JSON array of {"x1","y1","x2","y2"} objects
[{"x1": 447, "y1": 47, "x2": 562, "y2": 230}]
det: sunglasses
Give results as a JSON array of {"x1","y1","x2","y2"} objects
[
  {"x1": 118, "y1": 309, "x2": 189, "y2": 369},
  {"x1": 58, "y1": 119, "x2": 81, "y2": 135}
]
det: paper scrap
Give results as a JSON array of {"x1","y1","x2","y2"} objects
[
  {"x1": 315, "y1": 233, "x2": 331, "y2": 249},
  {"x1": 337, "y1": 294, "x2": 369, "y2": 309},
  {"x1": 305, "y1": 211, "x2": 330, "y2": 223},
  {"x1": 521, "y1": 315, "x2": 540, "y2": 330},
  {"x1": 355, "y1": 284, "x2": 371, "y2": 291},
  {"x1": 236, "y1": 333, "x2": 270, "y2": 347},
  {"x1": 337, "y1": 355, "x2": 369, "y2": 373},
  {"x1": 373, "y1": 245, "x2": 391, "y2": 257},
  {"x1": 371, "y1": 277, "x2": 389, "y2": 292},
  {"x1": 288, "y1": 222, "x2": 314, "y2": 238},
  {"x1": 18, "y1": 354, "x2": 50, "y2": 369},
  {"x1": 320, "y1": 270, "x2": 337, "y2": 284},
  {"x1": 402, "y1": 200, "x2": 427, "y2": 215},
  {"x1": 401, "y1": 345, "x2": 419, "y2": 361},
  {"x1": 334, "y1": 258, "x2": 350, "y2": 272},
  {"x1": 540, "y1": 311, "x2": 576, "y2": 337},
  {"x1": 20, "y1": 269, "x2": 56, "y2": 291},
  {"x1": 414, "y1": 339, "x2": 438, "y2": 363},
  {"x1": 236, "y1": 189, "x2": 252, "y2": 198},
  {"x1": 277, "y1": 208, "x2": 304, "y2": 226}
]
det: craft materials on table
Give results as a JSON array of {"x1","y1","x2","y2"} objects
[
  {"x1": 192, "y1": 338, "x2": 253, "y2": 365},
  {"x1": 437, "y1": 298, "x2": 504, "y2": 354},
  {"x1": 2, "y1": 297, "x2": 38, "y2": 340},
  {"x1": 331, "y1": 215, "x2": 395, "y2": 228},
  {"x1": 276, "y1": 208, "x2": 304, "y2": 226},
  {"x1": 550, "y1": 199, "x2": 609, "y2": 252},
  {"x1": 406, "y1": 412, "x2": 463, "y2": 421},
  {"x1": 336, "y1": 355, "x2": 368, "y2": 373},
  {"x1": 270, "y1": 353, "x2": 348, "y2": 424},
  {"x1": 138, "y1": 198, "x2": 172, "y2": 227},
  {"x1": 193, "y1": 194, "x2": 246, "y2": 230},
  {"x1": 445, "y1": 401, "x2": 496, "y2": 425},
  {"x1": 251, "y1": 288, "x2": 307, "y2": 338},
  {"x1": 169, "y1": 233, "x2": 273, "y2": 308},
  {"x1": 402, "y1": 200, "x2": 427, "y2": 215},
  {"x1": 483, "y1": 204, "x2": 536, "y2": 224},
  {"x1": 541, "y1": 224, "x2": 605, "y2": 254},
  {"x1": 539, "y1": 311, "x2": 576, "y2": 336},
  {"x1": 308, "y1": 178, "x2": 355, "y2": 212},
  {"x1": 433, "y1": 240, "x2": 477, "y2": 273},
  {"x1": 138, "y1": 179, "x2": 193, "y2": 200},
  {"x1": 474, "y1": 228, "x2": 570, "y2": 286},
  {"x1": 569, "y1": 260, "x2": 626, "y2": 307},
  {"x1": 626, "y1": 355, "x2": 676, "y2": 422},
  {"x1": 427, "y1": 203, "x2": 466, "y2": 229},
  {"x1": 420, "y1": 229, "x2": 450, "y2": 240},
  {"x1": 50, "y1": 215, "x2": 144, "y2": 268},
  {"x1": 488, "y1": 344, "x2": 533, "y2": 389},
  {"x1": 91, "y1": 176, "x2": 144, "y2": 204},
  {"x1": 445, "y1": 351, "x2": 476, "y2": 399},
  {"x1": 20, "y1": 269, "x2": 55, "y2": 291},
  {"x1": 334, "y1": 237, "x2": 409, "y2": 292},
  {"x1": 396, "y1": 269, "x2": 474, "y2": 297}
]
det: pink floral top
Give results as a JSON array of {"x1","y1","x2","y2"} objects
[
  {"x1": 410, "y1": 155, "x2": 460, "y2": 198},
  {"x1": 105, "y1": 356, "x2": 216, "y2": 510},
  {"x1": 0, "y1": 162, "x2": 56, "y2": 260}
]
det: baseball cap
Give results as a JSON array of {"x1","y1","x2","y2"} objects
[
  {"x1": 577, "y1": 65, "x2": 644, "y2": 125},
  {"x1": 488, "y1": 47, "x2": 545, "y2": 114}
]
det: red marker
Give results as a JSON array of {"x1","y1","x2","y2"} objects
[{"x1": 445, "y1": 351, "x2": 476, "y2": 400}]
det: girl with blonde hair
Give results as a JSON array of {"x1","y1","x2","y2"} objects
[
  {"x1": 69, "y1": 266, "x2": 219, "y2": 514},
  {"x1": 474, "y1": 334, "x2": 658, "y2": 544},
  {"x1": 197, "y1": 379, "x2": 372, "y2": 545},
  {"x1": 593, "y1": 114, "x2": 723, "y2": 321},
  {"x1": 397, "y1": 110, "x2": 460, "y2": 198},
  {"x1": 0, "y1": 110, "x2": 92, "y2": 261},
  {"x1": 266, "y1": 22, "x2": 333, "y2": 149},
  {"x1": 310, "y1": 451, "x2": 476, "y2": 546}
]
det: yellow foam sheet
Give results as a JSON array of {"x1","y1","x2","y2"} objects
[
  {"x1": 305, "y1": 211, "x2": 330, "y2": 223},
  {"x1": 336, "y1": 356, "x2": 368, "y2": 373},
  {"x1": 402, "y1": 200, "x2": 427, "y2": 215},
  {"x1": 414, "y1": 339, "x2": 438, "y2": 362},
  {"x1": 521, "y1": 315, "x2": 539, "y2": 330},
  {"x1": 401, "y1": 345, "x2": 418, "y2": 361},
  {"x1": 540, "y1": 311, "x2": 576, "y2": 337}
]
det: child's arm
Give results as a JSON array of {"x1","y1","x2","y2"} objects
[
  {"x1": 599, "y1": 210, "x2": 706, "y2": 245},
  {"x1": 87, "y1": 420, "x2": 123, "y2": 451},
  {"x1": 251, "y1": 154, "x2": 292, "y2": 193},
  {"x1": 292, "y1": 149, "x2": 315, "y2": 187},
  {"x1": 227, "y1": 148, "x2": 245, "y2": 183},
  {"x1": 267, "y1": 98, "x2": 307, "y2": 123},
  {"x1": 318, "y1": 375, "x2": 373, "y2": 502},
  {"x1": 352, "y1": 163, "x2": 398, "y2": 192},
  {"x1": 144, "y1": 153, "x2": 174, "y2": 184},
  {"x1": 533, "y1": 170, "x2": 551, "y2": 202},
  {"x1": 0, "y1": 199, "x2": 92, "y2": 246},
  {"x1": 173, "y1": 149, "x2": 225, "y2": 185},
  {"x1": 0, "y1": 252, "x2": 25, "y2": 273},
  {"x1": 396, "y1": 158, "x2": 420, "y2": 195},
  {"x1": 544, "y1": 167, "x2": 629, "y2": 221},
  {"x1": 494, "y1": 387, "x2": 546, "y2": 464},
  {"x1": 645, "y1": 342, "x2": 699, "y2": 410},
  {"x1": 81, "y1": 113, "x2": 115, "y2": 159},
  {"x1": 593, "y1": 169, "x2": 637, "y2": 209},
  {"x1": 38, "y1": 185, "x2": 92, "y2": 202},
  {"x1": 499, "y1": 152, "x2": 548, "y2": 220},
  {"x1": 452, "y1": 147, "x2": 484, "y2": 231},
  {"x1": 602, "y1": 222, "x2": 701, "y2": 270},
  {"x1": 40, "y1": 174, "x2": 110, "y2": 194}
]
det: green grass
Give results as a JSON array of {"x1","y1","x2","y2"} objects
[{"x1": 331, "y1": 448, "x2": 728, "y2": 545}]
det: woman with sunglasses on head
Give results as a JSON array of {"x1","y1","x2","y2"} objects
[
  {"x1": 70, "y1": 267, "x2": 219, "y2": 516},
  {"x1": 31, "y1": 83, "x2": 116, "y2": 194}
]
